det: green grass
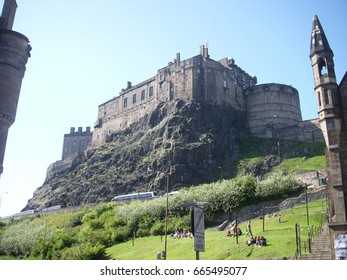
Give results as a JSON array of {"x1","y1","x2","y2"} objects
[
  {"x1": 277, "y1": 156, "x2": 326, "y2": 172},
  {"x1": 106, "y1": 199, "x2": 326, "y2": 260}
]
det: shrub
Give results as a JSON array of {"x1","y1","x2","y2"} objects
[
  {"x1": 112, "y1": 226, "x2": 130, "y2": 243},
  {"x1": 136, "y1": 228, "x2": 150, "y2": 237},
  {"x1": 69, "y1": 211, "x2": 84, "y2": 227},
  {"x1": 60, "y1": 243, "x2": 106, "y2": 260},
  {"x1": 150, "y1": 221, "x2": 165, "y2": 236},
  {"x1": 256, "y1": 172, "x2": 304, "y2": 200},
  {"x1": 0, "y1": 219, "x2": 46, "y2": 258}
]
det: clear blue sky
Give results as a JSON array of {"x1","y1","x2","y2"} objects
[{"x1": 0, "y1": 0, "x2": 346, "y2": 216}]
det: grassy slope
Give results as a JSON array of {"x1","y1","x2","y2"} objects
[
  {"x1": 106, "y1": 199, "x2": 326, "y2": 260},
  {"x1": 234, "y1": 138, "x2": 326, "y2": 175}
]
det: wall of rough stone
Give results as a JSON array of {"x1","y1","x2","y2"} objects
[
  {"x1": 245, "y1": 83, "x2": 302, "y2": 138},
  {"x1": 274, "y1": 118, "x2": 324, "y2": 142},
  {"x1": 91, "y1": 51, "x2": 257, "y2": 147},
  {"x1": 0, "y1": 29, "x2": 31, "y2": 174},
  {"x1": 62, "y1": 127, "x2": 92, "y2": 160},
  {"x1": 338, "y1": 75, "x2": 347, "y2": 220}
]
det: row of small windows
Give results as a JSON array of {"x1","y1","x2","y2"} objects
[{"x1": 123, "y1": 86, "x2": 154, "y2": 108}]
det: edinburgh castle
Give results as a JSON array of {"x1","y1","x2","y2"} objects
[{"x1": 55, "y1": 44, "x2": 322, "y2": 176}]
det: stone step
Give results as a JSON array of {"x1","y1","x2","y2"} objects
[{"x1": 300, "y1": 227, "x2": 332, "y2": 260}]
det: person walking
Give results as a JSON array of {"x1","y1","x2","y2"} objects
[{"x1": 244, "y1": 221, "x2": 253, "y2": 238}]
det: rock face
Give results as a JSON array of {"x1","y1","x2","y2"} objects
[{"x1": 24, "y1": 100, "x2": 250, "y2": 210}]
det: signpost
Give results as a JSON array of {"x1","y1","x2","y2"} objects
[
  {"x1": 192, "y1": 206, "x2": 205, "y2": 260},
  {"x1": 182, "y1": 201, "x2": 209, "y2": 260}
]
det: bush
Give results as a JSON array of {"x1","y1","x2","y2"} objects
[
  {"x1": 60, "y1": 243, "x2": 106, "y2": 260},
  {"x1": 256, "y1": 172, "x2": 304, "y2": 200},
  {"x1": 112, "y1": 226, "x2": 130, "y2": 244},
  {"x1": 136, "y1": 228, "x2": 150, "y2": 237},
  {"x1": 69, "y1": 212, "x2": 84, "y2": 227},
  {"x1": 0, "y1": 219, "x2": 46, "y2": 258},
  {"x1": 150, "y1": 221, "x2": 165, "y2": 236}
]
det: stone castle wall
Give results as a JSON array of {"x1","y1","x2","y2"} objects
[
  {"x1": 56, "y1": 47, "x2": 323, "y2": 170},
  {"x1": 244, "y1": 83, "x2": 302, "y2": 138},
  {"x1": 275, "y1": 118, "x2": 323, "y2": 142},
  {"x1": 62, "y1": 127, "x2": 92, "y2": 160},
  {"x1": 91, "y1": 47, "x2": 257, "y2": 146}
]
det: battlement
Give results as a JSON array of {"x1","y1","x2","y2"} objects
[
  {"x1": 62, "y1": 127, "x2": 92, "y2": 160},
  {"x1": 65, "y1": 126, "x2": 91, "y2": 136}
]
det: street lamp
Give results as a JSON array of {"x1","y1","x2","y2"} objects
[{"x1": 218, "y1": 166, "x2": 223, "y2": 181}]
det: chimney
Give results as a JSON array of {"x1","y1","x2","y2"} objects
[
  {"x1": 199, "y1": 45, "x2": 209, "y2": 58},
  {"x1": 176, "y1": 53, "x2": 180, "y2": 66}
]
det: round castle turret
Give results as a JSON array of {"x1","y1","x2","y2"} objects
[
  {"x1": 0, "y1": 0, "x2": 31, "y2": 175},
  {"x1": 244, "y1": 83, "x2": 302, "y2": 138}
]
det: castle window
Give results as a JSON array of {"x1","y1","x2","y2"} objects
[
  {"x1": 123, "y1": 98, "x2": 127, "y2": 108},
  {"x1": 318, "y1": 58, "x2": 328, "y2": 76},
  {"x1": 324, "y1": 89, "x2": 330, "y2": 104},
  {"x1": 330, "y1": 90, "x2": 336, "y2": 105},
  {"x1": 132, "y1": 94, "x2": 136, "y2": 104},
  {"x1": 149, "y1": 86, "x2": 154, "y2": 97},
  {"x1": 317, "y1": 91, "x2": 322, "y2": 107},
  {"x1": 141, "y1": 90, "x2": 145, "y2": 100}
]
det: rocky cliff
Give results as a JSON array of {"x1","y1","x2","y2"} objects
[{"x1": 24, "y1": 99, "x2": 250, "y2": 210}]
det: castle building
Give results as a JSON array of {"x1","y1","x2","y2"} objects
[
  {"x1": 58, "y1": 44, "x2": 324, "y2": 163},
  {"x1": 89, "y1": 45, "x2": 313, "y2": 148},
  {"x1": 91, "y1": 46, "x2": 258, "y2": 147},
  {"x1": 62, "y1": 127, "x2": 92, "y2": 160},
  {"x1": 0, "y1": 0, "x2": 31, "y2": 175},
  {"x1": 310, "y1": 15, "x2": 347, "y2": 259},
  {"x1": 56, "y1": 40, "x2": 324, "y2": 174}
]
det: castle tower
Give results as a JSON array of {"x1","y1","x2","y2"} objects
[
  {"x1": 0, "y1": 0, "x2": 31, "y2": 175},
  {"x1": 310, "y1": 15, "x2": 347, "y2": 259}
]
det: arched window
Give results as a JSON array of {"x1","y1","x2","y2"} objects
[{"x1": 318, "y1": 57, "x2": 328, "y2": 76}]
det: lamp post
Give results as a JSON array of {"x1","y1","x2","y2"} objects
[
  {"x1": 305, "y1": 185, "x2": 311, "y2": 253},
  {"x1": 277, "y1": 142, "x2": 280, "y2": 164},
  {"x1": 163, "y1": 170, "x2": 170, "y2": 260}
]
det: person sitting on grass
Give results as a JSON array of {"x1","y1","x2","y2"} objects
[
  {"x1": 256, "y1": 236, "x2": 267, "y2": 247},
  {"x1": 246, "y1": 236, "x2": 256, "y2": 246}
]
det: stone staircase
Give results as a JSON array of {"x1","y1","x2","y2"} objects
[{"x1": 300, "y1": 225, "x2": 332, "y2": 260}]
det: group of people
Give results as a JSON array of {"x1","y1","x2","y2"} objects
[
  {"x1": 246, "y1": 236, "x2": 267, "y2": 247},
  {"x1": 171, "y1": 227, "x2": 193, "y2": 239},
  {"x1": 226, "y1": 220, "x2": 268, "y2": 247},
  {"x1": 226, "y1": 220, "x2": 242, "y2": 237}
]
